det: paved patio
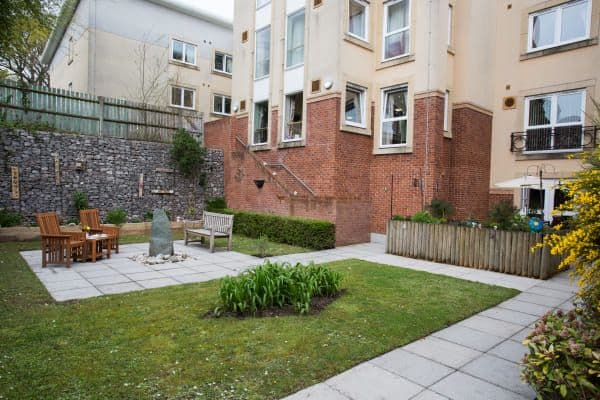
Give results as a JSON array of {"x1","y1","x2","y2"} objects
[{"x1": 21, "y1": 239, "x2": 578, "y2": 399}]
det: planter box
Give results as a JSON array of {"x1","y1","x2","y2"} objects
[
  {"x1": 386, "y1": 220, "x2": 561, "y2": 279},
  {"x1": 0, "y1": 222, "x2": 184, "y2": 242}
]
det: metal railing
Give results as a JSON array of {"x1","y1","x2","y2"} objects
[{"x1": 511, "y1": 125, "x2": 598, "y2": 153}]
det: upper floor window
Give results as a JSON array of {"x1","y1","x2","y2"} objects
[
  {"x1": 524, "y1": 89, "x2": 586, "y2": 152},
  {"x1": 253, "y1": 101, "x2": 269, "y2": 145},
  {"x1": 528, "y1": 0, "x2": 591, "y2": 52},
  {"x1": 213, "y1": 94, "x2": 232, "y2": 115},
  {"x1": 381, "y1": 85, "x2": 408, "y2": 147},
  {"x1": 171, "y1": 39, "x2": 196, "y2": 65},
  {"x1": 171, "y1": 86, "x2": 195, "y2": 110},
  {"x1": 345, "y1": 84, "x2": 366, "y2": 127},
  {"x1": 255, "y1": 26, "x2": 271, "y2": 79},
  {"x1": 68, "y1": 36, "x2": 74, "y2": 64},
  {"x1": 383, "y1": 0, "x2": 410, "y2": 60},
  {"x1": 257, "y1": 0, "x2": 270, "y2": 9},
  {"x1": 214, "y1": 52, "x2": 233, "y2": 74},
  {"x1": 349, "y1": 0, "x2": 369, "y2": 41},
  {"x1": 284, "y1": 92, "x2": 303, "y2": 141},
  {"x1": 286, "y1": 9, "x2": 305, "y2": 68}
]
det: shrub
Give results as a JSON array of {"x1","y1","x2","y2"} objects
[
  {"x1": 255, "y1": 234, "x2": 270, "y2": 258},
  {"x1": 106, "y1": 208, "x2": 127, "y2": 226},
  {"x1": 411, "y1": 211, "x2": 441, "y2": 224},
  {"x1": 0, "y1": 208, "x2": 22, "y2": 227},
  {"x1": 429, "y1": 198, "x2": 454, "y2": 220},
  {"x1": 216, "y1": 261, "x2": 342, "y2": 315},
  {"x1": 522, "y1": 308, "x2": 600, "y2": 400},
  {"x1": 72, "y1": 191, "x2": 88, "y2": 211},
  {"x1": 171, "y1": 129, "x2": 205, "y2": 179},
  {"x1": 391, "y1": 215, "x2": 408, "y2": 221},
  {"x1": 143, "y1": 210, "x2": 153, "y2": 222},
  {"x1": 223, "y1": 209, "x2": 335, "y2": 250},
  {"x1": 205, "y1": 198, "x2": 227, "y2": 212},
  {"x1": 486, "y1": 201, "x2": 530, "y2": 231}
]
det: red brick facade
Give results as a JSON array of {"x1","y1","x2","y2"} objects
[{"x1": 204, "y1": 94, "x2": 492, "y2": 245}]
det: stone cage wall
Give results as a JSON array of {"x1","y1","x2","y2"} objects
[{"x1": 0, "y1": 129, "x2": 224, "y2": 224}]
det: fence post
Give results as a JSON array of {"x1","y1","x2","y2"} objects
[{"x1": 98, "y1": 96, "x2": 104, "y2": 137}]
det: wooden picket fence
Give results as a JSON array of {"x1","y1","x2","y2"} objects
[
  {"x1": 0, "y1": 80, "x2": 203, "y2": 143},
  {"x1": 386, "y1": 220, "x2": 562, "y2": 279}
]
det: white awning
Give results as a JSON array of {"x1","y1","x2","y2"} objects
[{"x1": 494, "y1": 176, "x2": 562, "y2": 190}]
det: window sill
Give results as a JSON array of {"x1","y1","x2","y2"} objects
[
  {"x1": 373, "y1": 145, "x2": 413, "y2": 155},
  {"x1": 212, "y1": 70, "x2": 232, "y2": 78},
  {"x1": 515, "y1": 150, "x2": 582, "y2": 161},
  {"x1": 343, "y1": 34, "x2": 373, "y2": 52},
  {"x1": 341, "y1": 124, "x2": 370, "y2": 136},
  {"x1": 169, "y1": 105, "x2": 195, "y2": 111},
  {"x1": 169, "y1": 60, "x2": 200, "y2": 70},
  {"x1": 376, "y1": 54, "x2": 415, "y2": 71},
  {"x1": 520, "y1": 37, "x2": 598, "y2": 61},
  {"x1": 443, "y1": 130, "x2": 452, "y2": 139},
  {"x1": 447, "y1": 46, "x2": 455, "y2": 56},
  {"x1": 249, "y1": 143, "x2": 271, "y2": 152},
  {"x1": 211, "y1": 112, "x2": 231, "y2": 118},
  {"x1": 278, "y1": 140, "x2": 305, "y2": 149}
]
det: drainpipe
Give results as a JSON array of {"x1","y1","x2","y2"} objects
[{"x1": 422, "y1": 0, "x2": 434, "y2": 210}]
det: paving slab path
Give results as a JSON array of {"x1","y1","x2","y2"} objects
[{"x1": 21, "y1": 239, "x2": 577, "y2": 399}]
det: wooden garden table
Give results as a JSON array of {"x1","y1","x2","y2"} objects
[{"x1": 85, "y1": 234, "x2": 113, "y2": 262}]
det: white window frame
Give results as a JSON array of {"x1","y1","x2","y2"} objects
[
  {"x1": 382, "y1": 0, "x2": 411, "y2": 62},
  {"x1": 170, "y1": 86, "x2": 196, "y2": 110},
  {"x1": 345, "y1": 84, "x2": 367, "y2": 128},
  {"x1": 170, "y1": 39, "x2": 197, "y2": 66},
  {"x1": 256, "y1": 0, "x2": 270, "y2": 10},
  {"x1": 214, "y1": 52, "x2": 233, "y2": 75},
  {"x1": 254, "y1": 26, "x2": 271, "y2": 80},
  {"x1": 285, "y1": 8, "x2": 305, "y2": 69},
  {"x1": 447, "y1": 4, "x2": 453, "y2": 47},
  {"x1": 213, "y1": 94, "x2": 231, "y2": 116},
  {"x1": 380, "y1": 85, "x2": 409, "y2": 148},
  {"x1": 348, "y1": 0, "x2": 369, "y2": 42},
  {"x1": 443, "y1": 90, "x2": 450, "y2": 131},
  {"x1": 252, "y1": 101, "x2": 269, "y2": 145},
  {"x1": 523, "y1": 89, "x2": 586, "y2": 153},
  {"x1": 527, "y1": 0, "x2": 592, "y2": 53},
  {"x1": 282, "y1": 91, "x2": 304, "y2": 143}
]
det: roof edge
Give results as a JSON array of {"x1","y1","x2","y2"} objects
[
  {"x1": 145, "y1": 0, "x2": 233, "y2": 29},
  {"x1": 41, "y1": 0, "x2": 80, "y2": 65}
]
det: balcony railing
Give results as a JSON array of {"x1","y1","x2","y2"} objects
[{"x1": 511, "y1": 125, "x2": 598, "y2": 153}]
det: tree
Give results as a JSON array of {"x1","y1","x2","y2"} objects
[
  {"x1": 129, "y1": 37, "x2": 172, "y2": 106},
  {"x1": 0, "y1": 0, "x2": 60, "y2": 85}
]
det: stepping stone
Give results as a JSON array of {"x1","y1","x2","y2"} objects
[
  {"x1": 282, "y1": 384, "x2": 349, "y2": 400},
  {"x1": 370, "y1": 348, "x2": 453, "y2": 386},
  {"x1": 52, "y1": 287, "x2": 102, "y2": 302},
  {"x1": 431, "y1": 371, "x2": 530, "y2": 400},
  {"x1": 458, "y1": 315, "x2": 524, "y2": 338},
  {"x1": 432, "y1": 324, "x2": 505, "y2": 352},
  {"x1": 403, "y1": 337, "x2": 481, "y2": 369},
  {"x1": 479, "y1": 307, "x2": 540, "y2": 326},
  {"x1": 489, "y1": 340, "x2": 528, "y2": 364}
]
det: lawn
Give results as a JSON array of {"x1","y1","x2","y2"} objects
[{"x1": 0, "y1": 240, "x2": 518, "y2": 400}]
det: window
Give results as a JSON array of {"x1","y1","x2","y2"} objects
[
  {"x1": 257, "y1": 0, "x2": 270, "y2": 9},
  {"x1": 286, "y1": 9, "x2": 305, "y2": 68},
  {"x1": 447, "y1": 4, "x2": 453, "y2": 46},
  {"x1": 68, "y1": 36, "x2": 74, "y2": 63},
  {"x1": 528, "y1": 0, "x2": 591, "y2": 52},
  {"x1": 253, "y1": 101, "x2": 269, "y2": 145},
  {"x1": 214, "y1": 52, "x2": 233, "y2": 74},
  {"x1": 443, "y1": 90, "x2": 450, "y2": 131},
  {"x1": 283, "y1": 92, "x2": 303, "y2": 141},
  {"x1": 213, "y1": 94, "x2": 231, "y2": 115},
  {"x1": 345, "y1": 84, "x2": 366, "y2": 127},
  {"x1": 381, "y1": 86, "x2": 408, "y2": 147},
  {"x1": 349, "y1": 0, "x2": 368, "y2": 41},
  {"x1": 383, "y1": 0, "x2": 410, "y2": 60},
  {"x1": 170, "y1": 86, "x2": 195, "y2": 109},
  {"x1": 524, "y1": 90, "x2": 585, "y2": 152},
  {"x1": 255, "y1": 27, "x2": 271, "y2": 79},
  {"x1": 171, "y1": 39, "x2": 196, "y2": 65}
]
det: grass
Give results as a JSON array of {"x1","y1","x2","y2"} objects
[{"x1": 0, "y1": 239, "x2": 518, "y2": 399}]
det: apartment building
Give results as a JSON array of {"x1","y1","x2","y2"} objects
[
  {"x1": 204, "y1": 0, "x2": 599, "y2": 244},
  {"x1": 42, "y1": 0, "x2": 234, "y2": 122}
]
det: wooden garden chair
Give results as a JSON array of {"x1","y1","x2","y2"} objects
[
  {"x1": 36, "y1": 212, "x2": 86, "y2": 268},
  {"x1": 79, "y1": 209, "x2": 120, "y2": 253}
]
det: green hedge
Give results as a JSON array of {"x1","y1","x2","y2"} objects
[{"x1": 220, "y1": 209, "x2": 335, "y2": 250}]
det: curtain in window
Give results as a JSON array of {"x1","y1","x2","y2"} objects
[
  {"x1": 285, "y1": 93, "x2": 303, "y2": 140},
  {"x1": 382, "y1": 88, "x2": 407, "y2": 145},
  {"x1": 171, "y1": 87, "x2": 182, "y2": 106},
  {"x1": 254, "y1": 102, "x2": 268, "y2": 144},
  {"x1": 561, "y1": 1, "x2": 588, "y2": 41},
  {"x1": 184, "y1": 45, "x2": 195, "y2": 64},
  {"x1": 349, "y1": 1, "x2": 366, "y2": 38},
  {"x1": 225, "y1": 56, "x2": 233, "y2": 73},
  {"x1": 172, "y1": 41, "x2": 183, "y2": 61},
  {"x1": 215, "y1": 53, "x2": 224, "y2": 71},
  {"x1": 287, "y1": 11, "x2": 305, "y2": 67},
  {"x1": 532, "y1": 11, "x2": 556, "y2": 48},
  {"x1": 528, "y1": 97, "x2": 551, "y2": 126},
  {"x1": 385, "y1": 1, "x2": 409, "y2": 59},
  {"x1": 255, "y1": 28, "x2": 271, "y2": 78},
  {"x1": 183, "y1": 90, "x2": 194, "y2": 108}
]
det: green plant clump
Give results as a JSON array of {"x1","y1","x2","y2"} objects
[
  {"x1": 411, "y1": 211, "x2": 441, "y2": 224},
  {"x1": 105, "y1": 208, "x2": 127, "y2": 226},
  {"x1": 205, "y1": 198, "x2": 227, "y2": 212},
  {"x1": 217, "y1": 261, "x2": 342, "y2": 315},
  {"x1": 486, "y1": 201, "x2": 529, "y2": 231},
  {"x1": 72, "y1": 191, "x2": 88, "y2": 211},
  {"x1": 429, "y1": 198, "x2": 455, "y2": 220},
  {"x1": 255, "y1": 234, "x2": 270, "y2": 258},
  {"x1": 522, "y1": 308, "x2": 599, "y2": 400},
  {"x1": 0, "y1": 208, "x2": 22, "y2": 227},
  {"x1": 223, "y1": 209, "x2": 335, "y2": 250},
  {"x1": 143, "y1": 210, "x2": 154, "y2": 222},
  {"x1": 171, "y1": 129, "x2": 205, "y2": 178}
]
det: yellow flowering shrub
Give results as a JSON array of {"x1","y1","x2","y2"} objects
[{"x1": 545, "y1": 146, "x2": 600, "y2": 312}]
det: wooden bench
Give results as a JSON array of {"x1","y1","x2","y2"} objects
[
  {"x1": 184, "y1": 211, "x2": 234, "y2": 253},
  {"x1": 36, "y1": 212, "x2": 86, "y2": 268}
]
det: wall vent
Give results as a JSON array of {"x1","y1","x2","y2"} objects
[
  {"x1": 239, "y1": 100, "x2": 246, "y2": 112},
  {"x1": 311, "y1": 79, "x2": 321, "y2": 93},
  {"x1": 314, "y1": 0, "x2": 323, "y2": 8},
  {"x1": 241, "y1": 31, "x2": 248, "y2": 43},
  {"x1": 503, "y1": 96, "x2": 516, "y2": 110}
]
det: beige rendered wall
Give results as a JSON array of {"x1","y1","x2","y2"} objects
[{"x1": 490, "y1": 0, "x2": 600, "y2": 196}]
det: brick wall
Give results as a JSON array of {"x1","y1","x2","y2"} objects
[{"x1": 489, "y1": 191, "x2": 515, "y2": 208}]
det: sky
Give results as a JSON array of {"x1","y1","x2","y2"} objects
[{"x1": 176, "y1": 0, "x2": 234, "y2": 22}]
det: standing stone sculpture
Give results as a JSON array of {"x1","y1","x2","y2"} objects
[{"x1": 149, "y1": 209, "x2": 174, "y2": 256}]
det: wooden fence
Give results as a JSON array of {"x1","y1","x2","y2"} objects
[
  {"x1": 386, "y1": 220, "x2": 562, "y2": 279},
  {"x1": 0, "y1": 80, "x2": 203, "y2": 143}
]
